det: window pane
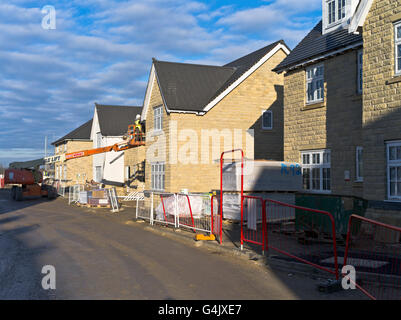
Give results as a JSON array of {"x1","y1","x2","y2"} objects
[
  {"x1": 398, "y1": 182, "x2": 401, "y2": 196},
  {"x1": 397, "y1": 26, "x2": 401, "y2": 40},
  {"x1": 397, "y1": 45, "x2": 401, "y2": 71},
  {"x1": 307, "y1": 82, "x2": 313, "y2": 101},
  {"x1": 302, "y1": 154, "x2": 310, "y2": 165},
  {"x1": 312, "y1": 168, "x2": 320, "y2": 190},
  {"x1": 323, "y1": 168, "x2": 331, "y2": 190},
  {"x1": 263, "y1": 111, "x2": 272, "y2": 128},
  {"x1": 313, "y1": 153, "x2": 320, "y2": 164},
  {"x1": 397, "y1": 167, "x2": 401, "y2": 180},
  {"x1": 390, "y1": 147, "x2": 397, "y2": 160},
  {"x1": 358, "y1": 149, "x2": 363, "y2": 178},
  {"x1": 390, "y1": 181, "x2": 396, "y2": 196},
  {"x1": 390, "y1": 167, "x2": 396, "y2": 181},
  {"x1": 303, "y1": 168, "x2": 310, "y2": 189}
]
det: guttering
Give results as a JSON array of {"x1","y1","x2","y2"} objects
[{"x1": 275, "y1": 41, "x2": 363, "y2": 74}]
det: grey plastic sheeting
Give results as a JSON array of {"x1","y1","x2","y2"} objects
[
  {"x1": 222, "y1": 192, "x2": 295, "y2": 221},
  {"x1": 222, "y1": 160, "x2": 302, "y2": 192}
]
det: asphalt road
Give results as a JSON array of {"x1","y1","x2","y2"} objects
[{"x1": 0, "y1": 189, "x2": 363, "y2": 300}]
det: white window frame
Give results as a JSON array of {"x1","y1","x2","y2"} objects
[
  {"x1": 356, "y1": 146, "x2": 363, "y2": 182},
  {"x1": 395, "y1": 21, "x2": 401, "y2": 76},
  {"x1": 96, "y1": 132, "x2": 102, "y2": 148},
  {"x1": 151, "y1": 162, "x2": 165, "y2": 191},
  {"x1": 261, "y1": 110, "x2": 273, "y2": 130},
  {"x1": 326, "y1": 0, "x2": 346, "y2": 27},
  {"x1": 328, "y1": 0, "x2": 336, "y2": 25},
  {"x1": 357, "y1": 49, "x2": 363, "y2": 94},
  {"x1": 153, "y1": 106, "x2": 163, "y2": 132},
  {"x1": 386, "y1": 141, "x2": 401, "y2": 201},
  {"x1": 306, "y1": 64, "x2": 324, "y2": 104},
  {"x1": 63, "y1": 165, "x2": 67, "y2": 180},
  {"x1": 301, "y1": 149, "x2": 331, "y2": 193}
]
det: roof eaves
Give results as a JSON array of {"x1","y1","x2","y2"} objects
[{"x1": 274, "y1": 40, "x2": 363, "y2": 73}]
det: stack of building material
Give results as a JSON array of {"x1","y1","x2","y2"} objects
[
  {"x1": 87, "y1": 189, "x2": 110, "y2": 207},
  {"x1": 77, "y1": 188, "x2": 110, "y2": 207}
]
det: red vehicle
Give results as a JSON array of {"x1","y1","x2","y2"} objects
[{"x1": 5, "y1": 159, "x2": 57, "y2": 201}]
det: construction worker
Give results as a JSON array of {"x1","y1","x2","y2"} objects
[{"x1": 134, "y1": 114, "x2": 143, "y2": 141}]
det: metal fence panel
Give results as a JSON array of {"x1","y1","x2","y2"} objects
[
  {"x1": 265, "y1": 198, "x2": 339, "y2": 279},
  {"x1": 344, "y1": 214, "x2": 401, "y2": 300}
]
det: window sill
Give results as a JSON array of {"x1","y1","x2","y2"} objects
[
  {"x1": 384, "y1": 199, "x2": 401, "y2": 203},
  {"x1": 151, "y1": 130, "x2": 164, "y2": 136},
  {"x1": 386, "y1": 75, "x2": 401, "y2": 85},
  {"x1": 302, "y1": 189, "x2": 332, "y2": 194},
  {"x1": 261, "y1": 127, "x2": 273, "y2": 131},
  {"x1": 302, "y1": 102, "x2": 325, "y2": 111}
]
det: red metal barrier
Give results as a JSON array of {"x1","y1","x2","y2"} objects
[
  {"x1": 211, "y1": 195, "x2": 220, "y2": 237},
  {"x1": 241, "y1": 195, "x2": 266, "y2": 254},
  {"x1": 264, "y1": 198, "x2": 339, "y2": 279},
  {"x1": 344, "y1": 214, "x2": 401, "y2": 300},
  {"x1": 177, "y1": 194, "x2": 196, "y2": 232},
  {"x1": 220, "y1": 149, "x2": 244, "y2": 244},
  {"x1": 158, "y1": 193, "x2": 176, "y2": 226}
]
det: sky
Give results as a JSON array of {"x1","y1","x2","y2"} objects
[{"x1": 0, "y1": 0, "x2": 322, "y2": 166}]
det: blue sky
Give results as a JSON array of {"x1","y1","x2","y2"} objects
[{"x1": 0, "y1": 0, "x2": 321, "y2": 166}]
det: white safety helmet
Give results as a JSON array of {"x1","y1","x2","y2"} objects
[{"x1": 136, "y1": 114, "x2": 141, "y2": 121}]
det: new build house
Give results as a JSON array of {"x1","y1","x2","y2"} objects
[
  {"x1": 274, "y1": 0, "x2": 401, "y2": 226},
  {"x1": 140, "y1": 40, "x2": 290, "y2": 193},
  {"x1": 52, "y1": 119, "x2": 93, "y2": 186},
  {"x1": 91, "y1": 103, "x2": 142, "y2": 187}
]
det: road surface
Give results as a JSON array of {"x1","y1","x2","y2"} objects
[{"x1": 0, "y1": 189, "x2": 361, "y2": 299}]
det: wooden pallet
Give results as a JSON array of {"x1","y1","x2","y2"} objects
[{"x1": 77, "y1": 202, "x2": 110, "y2": 208}]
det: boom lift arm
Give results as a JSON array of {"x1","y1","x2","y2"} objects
[{"x1": 45, "y1": 125, "x2": 145, "y2": 164}]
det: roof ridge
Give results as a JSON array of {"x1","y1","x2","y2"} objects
[
  {"x1": 153, "y1": 59, "x2": 236, "y2": 70},
  {"x1": 95, "y1": 103, "x2": 142, "y2": 108}
]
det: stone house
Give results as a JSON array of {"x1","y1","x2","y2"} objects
[
  {"x1": 274, "y1": 0, "x2": 401, "y2": 226},
  {"x1": 52, "y1": 119, "x2": 93, "y2": 186},
  {"x1": 140, "y1": 40, "x2": 290, "y2": 193}
]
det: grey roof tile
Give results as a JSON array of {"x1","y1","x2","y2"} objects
[
  {"x1": 153, "y1": 40, "x2": 288, "y2": 112},
  {"x1": 273, "y1": 21, "x2": 362, "y2": 72},
  {"x1": 96, "y1": 104, "x2": 142, "y2": 136},
  {"x1": 52, "y1": 119, "x2": 93, "y2": 145}
]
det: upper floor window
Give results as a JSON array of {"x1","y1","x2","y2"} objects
[
  {"x1": 306, "y1": 64, "x2": 324, "y2": 104},
  {"x1": 154, "y1": 106, "x2": 163, "y2": 131},
  {"x1": 96, "y1": 132, "x2": 102, "y2": 148},
  {"x1": 302, "y1": 149, "x2": 331, "y2": 193},
  {"x1": 262, "y1": 110, "x2": 273, "y2": 130},
  {"x1": 327, "y1": 0, "x2": 346, "y2": 25},
  {"x1": 387, "y1": 141, "x2": 401, "y2": 200},
  {"x1": 356, "y1": 146, "x2": 363, "y2": 182},
  {"x1": 357, "y1": 49, "x2": 363, "y2": 94},
  {"x1": 395, "y1": 21, "x2": 401, "y2": 75}
]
